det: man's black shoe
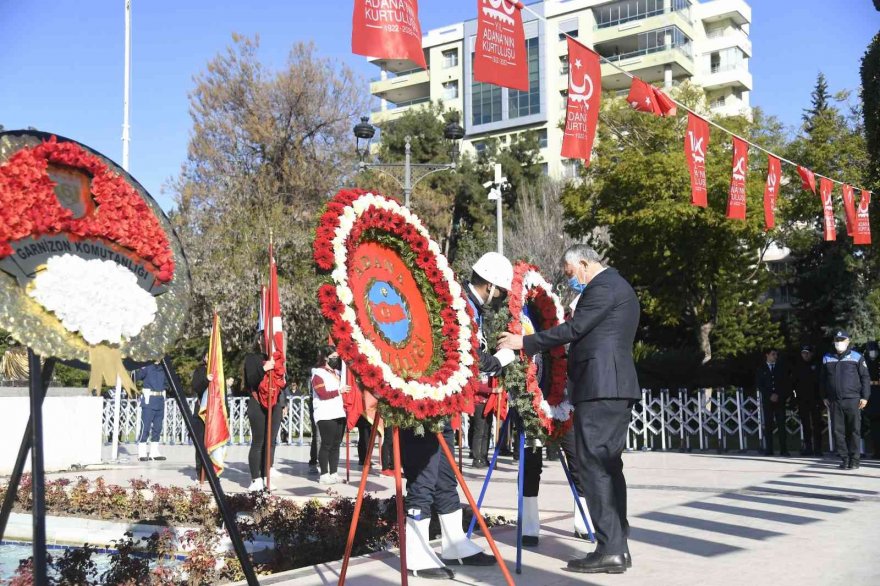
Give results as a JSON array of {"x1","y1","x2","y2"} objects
[
  {"x1": 522, "y1": 535, "x2": 539, "y2": 547},
  {"x1": 764, "y1": 450, "x2": 774, "y2": 456},
  {"x1": 138, "y1": 456, "x2": 149, "y2": 462},
  {"x1": 624, "y1": 552, "x2": 632, "y2": 568},
  {"x1": 850, "y1": 459, "x2": 860, "y2": 469},
  {"x1": 472, "y1": 459, "x2": 488, "y2": 469},
  {"x1": 839, "y1": 459, "x2": 850, "y2": 469},
  {"x1": 442, "y1": 552, "x2": 497, "y2": 566},
  {"x1": 409, "y1": 567, "x2": 454, "y2": 580},
  {"x1": 574, "y1": 531, "x2": 596, "y2": 542},
  {"x1": 780, "y1": 451, "x2": 791, "y2": 457},
  {"x1": 801, "y1": 449, "x2": 815, "y2": 457},
  {"x1": 567, "y1": 553, "x2": 626, "y2": 574}
]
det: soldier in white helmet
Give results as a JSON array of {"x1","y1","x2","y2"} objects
[{"x1": 402, "y1": 251, "x2": 516, "y2": 580}]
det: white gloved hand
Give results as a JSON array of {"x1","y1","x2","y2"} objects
[{"x1": 494, "y1": 348, "x2": 516, "y2": 368}]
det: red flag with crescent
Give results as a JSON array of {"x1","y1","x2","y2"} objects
[
  {"x1": 561, "y1": 38, "x2": 601, "y2": 163},
  {"x1": 474, "y1": 0, "x2": 528, "y2": 91},
  {"x1": 763, "y1": 155, "x2": 781, "y2": 230},
  {"x1": 842, "y1": 184, "x2": 857, "y2": 237},
  {"x1": 820, "y1": 178, "x2": 837, "y2": 241},
  {"x1": 352, "y1": 0, "x2": 427, "y2": 69},
  {"x1": 726, "y1": 136, "x2": 749, "y2": 220},
  {"x1": 685, "y1": 113, "x2": 710, "y2": 207},
  {"x1": 854, "y1": 190, "x2": 872, "y2": 245}
]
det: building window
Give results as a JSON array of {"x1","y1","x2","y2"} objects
[
  {"x1": 709, "y1": 95, "x2": 726, "y2": 109},
  {"x1": 710, "y1": 47, "x2": 745, "y2": 73},
  {"x1": 595, "y1": 0, "x2": 665, "y2": 29},
  {"x1": 537, "y1": 129, "x2": 548, "y2": 149},
  {"x1": 442, "y1": 80, "x2": 459, "y2": 100},
  {"x1": 558, "y1": 29, "x2": 578, "y2": 41},
  {"x1": 471, "y1": 54, "x2": 503, "y2": 125},
  {"x1": 473, "y1": 141, "x2": 487, "y2": 155},
  {"x1": 509, "y1": 37, "x2": 541, "y2": 119},
  {"x1": 563, "y1": 159, "x2": 582, "y2": 179},
  {"x1": 541, "y1": 163, "x2": 549, "y2": 176},
  {"x1": 442, "y1": 49, "x2": 458, "y2": 68}
]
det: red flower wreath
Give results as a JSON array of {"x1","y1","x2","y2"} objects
[
  {"x1": 313, "y1": 189, "x2": 480, "y2": 428},
  {"x1": 506, "y1": 261, "x2": 573, "y2": 441},
  {"x1": 0, "y1": 137, "x2": 174, "y2": 282}
]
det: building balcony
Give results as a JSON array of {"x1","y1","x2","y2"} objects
[
  {"x1": 598, "y1": 45, "x2": 695, "y2": 91},
  {"x1": 367, "y1": 55, "x2": 428, "y2": 74},
  {"x1": 701, "y1": 27, "x2": 752, "y2": 57},
  {"x1": 370, "y1": 97, "x2": 433, "y2": 124},
  {"x1": 592, "y1": 10, "x2": 695, "y2": 47},
  {"x1": 370, "y1": 70, "x2": 431, "y2": 104},
  {"x1": 697, "y1": 0, "x2": 751, "y2": 27},
  {"x1": 700, "y1": 65, "x2": 752, "y2": 91}
]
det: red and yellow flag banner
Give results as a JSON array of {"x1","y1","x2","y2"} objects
[
  {"x1": 474, "y1": 0, "x2": 528, "y2": 91},
  {"x1": 201, "y1": 312, "x2": 230, "y2": 475}
]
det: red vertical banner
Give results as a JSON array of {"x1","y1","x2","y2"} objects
[
  {"x1": 763, "y1": 155, "x2": 781, "y2": 230},
  {"x1": 726, "y1": 136, "x2": 749, "y2": 220},
  {"x1": 561, "y1": 38, "x2": 601, "y2": 163},
  {"x1": 685, "y1": 113, "x2": 710, "y2": 207},
  {"x1": 819, "y1": 178, "x2": 837, "y2": 241},
  {"x1": 797, "y1": 166, "x2": 816, "y2": 194},
  {"x1": 854, "y1": 190, "x2": 872, "y2": 245},
  {"x1": 474, "y1": 0, "x2": 528, "y2": 91},
  {"x1": 842, "y1": 184, "x2": 857, "y2": 237},
  {"x1": 352, "y1": 0, "x2": 427, "y2": 69}
]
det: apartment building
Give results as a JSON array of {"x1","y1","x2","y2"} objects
[{"x1": 367, "y1": 0, "x2": 752, "y2": 178}]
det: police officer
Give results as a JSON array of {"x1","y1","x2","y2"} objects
[
  {"x1": 133, "y1": 360, "x2": 170, "y2": 462},
  {"x1": 820, "y1": 331, "x2": 871, "y2": 469},
  {"x1": 756, "y1": 348, "x2": 792, "y2": 456},
  {"x1": 864, "y1": 341, "x2": 880, "y2": 459},
  {"x1": 792, "y1": 345, "x2": 824, "y2": 455},
  {"x1": 402, "y1": 252, "x2": 514, "y2": 579}
]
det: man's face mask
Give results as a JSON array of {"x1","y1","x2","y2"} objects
[
  {"x1": 487, "y1": 285, "x2": 507, "y2": 311},
  {"x1": 869, "y1": 349, "x2": 878, "y2": 359},
  {"x1": 327, "y1": 356, "x2": 341, "y2": 370},
  {"x1": 568, "y1": 275, "x2": 586, "y2": 294},
  {"x1": 834, "y1": 340, "x2": 849, "y2": 354}
]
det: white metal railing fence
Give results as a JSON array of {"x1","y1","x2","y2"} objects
[{"x1": 103, "y1": 389, "x2": 836, "y2": 453}]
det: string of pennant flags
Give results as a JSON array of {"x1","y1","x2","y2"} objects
[{"x1": 351, "y1": 0, "x2": 872, "y2": 244}]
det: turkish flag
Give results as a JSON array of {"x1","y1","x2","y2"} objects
[
  {"x1": 855, "y1": 190, "x2": 872, "y2": 245},
  {"x1": 763, "y1": 155, "x2": 781, "y2": 230},
  {"x1": 726, "y1": 136, "x2": 749, "y2": 220},
  {"x1": 474, "y1": 0, "x2": 528, "y2": 91},
  {"x1": 561, "y1": 38, "x2": 601, "y2": 163},
  {"x1": 819, "y1": 178, "x2": 837, "y2": 241},
  {"x1": 352, "y1": 0, "x2": 427, "y2": 69},
  {"x1": 797, "y1": 166, "x2": 816, "y2": 194},
  {"x1": 652, "y1": 86, "x2": 677, "y2": 116},
  {"x1": 685, "y1": 112, "x2": 710, "y2": 207},
  {"x1": 842, "y1": 184, "x2": 857, "y2": 237},
  {"x1": 627, "y1": 77, "x2": 662, "y2": 115}
]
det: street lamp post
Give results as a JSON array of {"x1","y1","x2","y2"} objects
[{"x1": 353, "y1": 116, "x2": 465, "y2": 208}]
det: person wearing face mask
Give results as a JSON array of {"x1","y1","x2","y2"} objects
[
  {"x1": 756, "y1": 348, "x2": 792, "y2": 457},
  {"x1": 400, "y1": 251, "x2": 512, "y2": 580},
  {"x1": 820, "y1": 331, "x2": 871, "y2": 470},
  {"x1": 310, "y1": 346, "x2": 347, "y2": 485},
  {"x1": 862, "y1": 341, "x2": 880, "y2": 458},
  {"x1": 791, "y1": 345, "x2": 824, "y2": 456},
  {"x1": 498, "y1": 244, "x2": 640, "y2": 575}
]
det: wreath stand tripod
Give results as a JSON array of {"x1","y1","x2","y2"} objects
[
  {"x1": 0, "y1": 353, "x2": 260, "y2": 586},
  {"x1": 337, "y1": 416, "x2": 516, "y2": 586},
  {"x1": 466, "y1": 414, "x2": 596, "y2": 574}
]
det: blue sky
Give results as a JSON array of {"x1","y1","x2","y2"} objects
[{"x1": 1, "y1": 1, "x2": 877, "y2": 211}]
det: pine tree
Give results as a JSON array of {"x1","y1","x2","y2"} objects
[{"x1": 802, "y1": 72, "x2": 831, "y2": 134}]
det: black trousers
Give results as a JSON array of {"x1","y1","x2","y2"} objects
[
  {"x1": 797, "y1": 400, "x2": 824, "y2": 453},
  {"x1": 471, "y1": 401, "x2": 493, "y2": 463},
  {"x1": 869, "y1": 414, "x2": 880, "y2": 458},
  {"x1": 401, "y1": 424, "x2": 459, "y2": 518},
  {"x1": 191, "y1": 401, "x2": 206, "y2": 477},
  {"x1": 574, "y1": 399, "x2": 632, "y2": 555},
  {"x1": 560, "y1": 426, "x2": 584, "y2": 497},
  {"x1": 831, "y1": 399, "x2": 862, "y2": 460},
  {"x1": 247, "y1": 397, "x2": 284, "y2": 479},
  {"x1": 317, "y1": 417, "x2": 346, "y2": 475},
  {"x1": 356, "y1": 416, "x2": 372, "y2": 465},
  {"x1": 762, "y1": 399, "x2": 788, "y2": 454},
  {"x1": 381, "y1": 430, "x2": 394, "y2": 470},
  {"x1": 522, "y1": 446, "x2": 543, "y2": 497}
]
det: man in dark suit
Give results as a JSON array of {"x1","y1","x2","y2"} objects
[
  {"x1": 499, "y1": 244, "x2": 640, "y2": 574},
  {"x1": 756, "y1": 348, "x2": 792, "y2": 456}
]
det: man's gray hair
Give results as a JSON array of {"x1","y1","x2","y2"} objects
[{"x1": 563, "y1": 244, "x2": 603, "y2": 266}]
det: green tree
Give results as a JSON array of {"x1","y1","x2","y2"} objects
[
  {"x1": 562, "y1": 82, "x2": 783, "y2": 366},
  {"x1": 172, "y1": 35, "x2": 367, "y2": 379},
  {"x1": 861, "y1": 32, "x2": 880, "y2": 188},
  {"x1": 781, "y1": 74, "x2": 875, "y2": 344}
]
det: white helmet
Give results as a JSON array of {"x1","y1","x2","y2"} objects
[{"x1": 472, "y1": 252, "x2": 513, "y2": 291}]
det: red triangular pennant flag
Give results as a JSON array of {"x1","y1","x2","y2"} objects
[
  {"x1": 473, "y1": 0, "x2": 528, "y2": 91},
  {"x1": 819, "y1": 178, "x2": 837, "y2": 241},
  {"x1": 352, "y1": 0, "x2": 427, "y2": 69},
  {"x1": 842, "y1": 184, "x2": 857, "y2": 237},
  {"x1": 763, "y1": 155, "x2": 781, "y2": 230},
  {"x1": 627, "y1": 77, "x2": 662, "y2": 115},
  {"x1": 797, "y1": 166, "x2": 816, "y2": 194},
  {"x1": 727, "y1": 136, "x2": 749, "y2": 220},
  {"x1": 651, "y1": 86, "x2": 677, "y2": 116},
  {"x1": 561, "y1": 38, "x2": 601, "y2": 163},
  {"x1": 854, "y1": 190, "x2": 872, "y2": 245},
  {"x1": 685, "y1": 112, "x2": 710, "y2": 207}
]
